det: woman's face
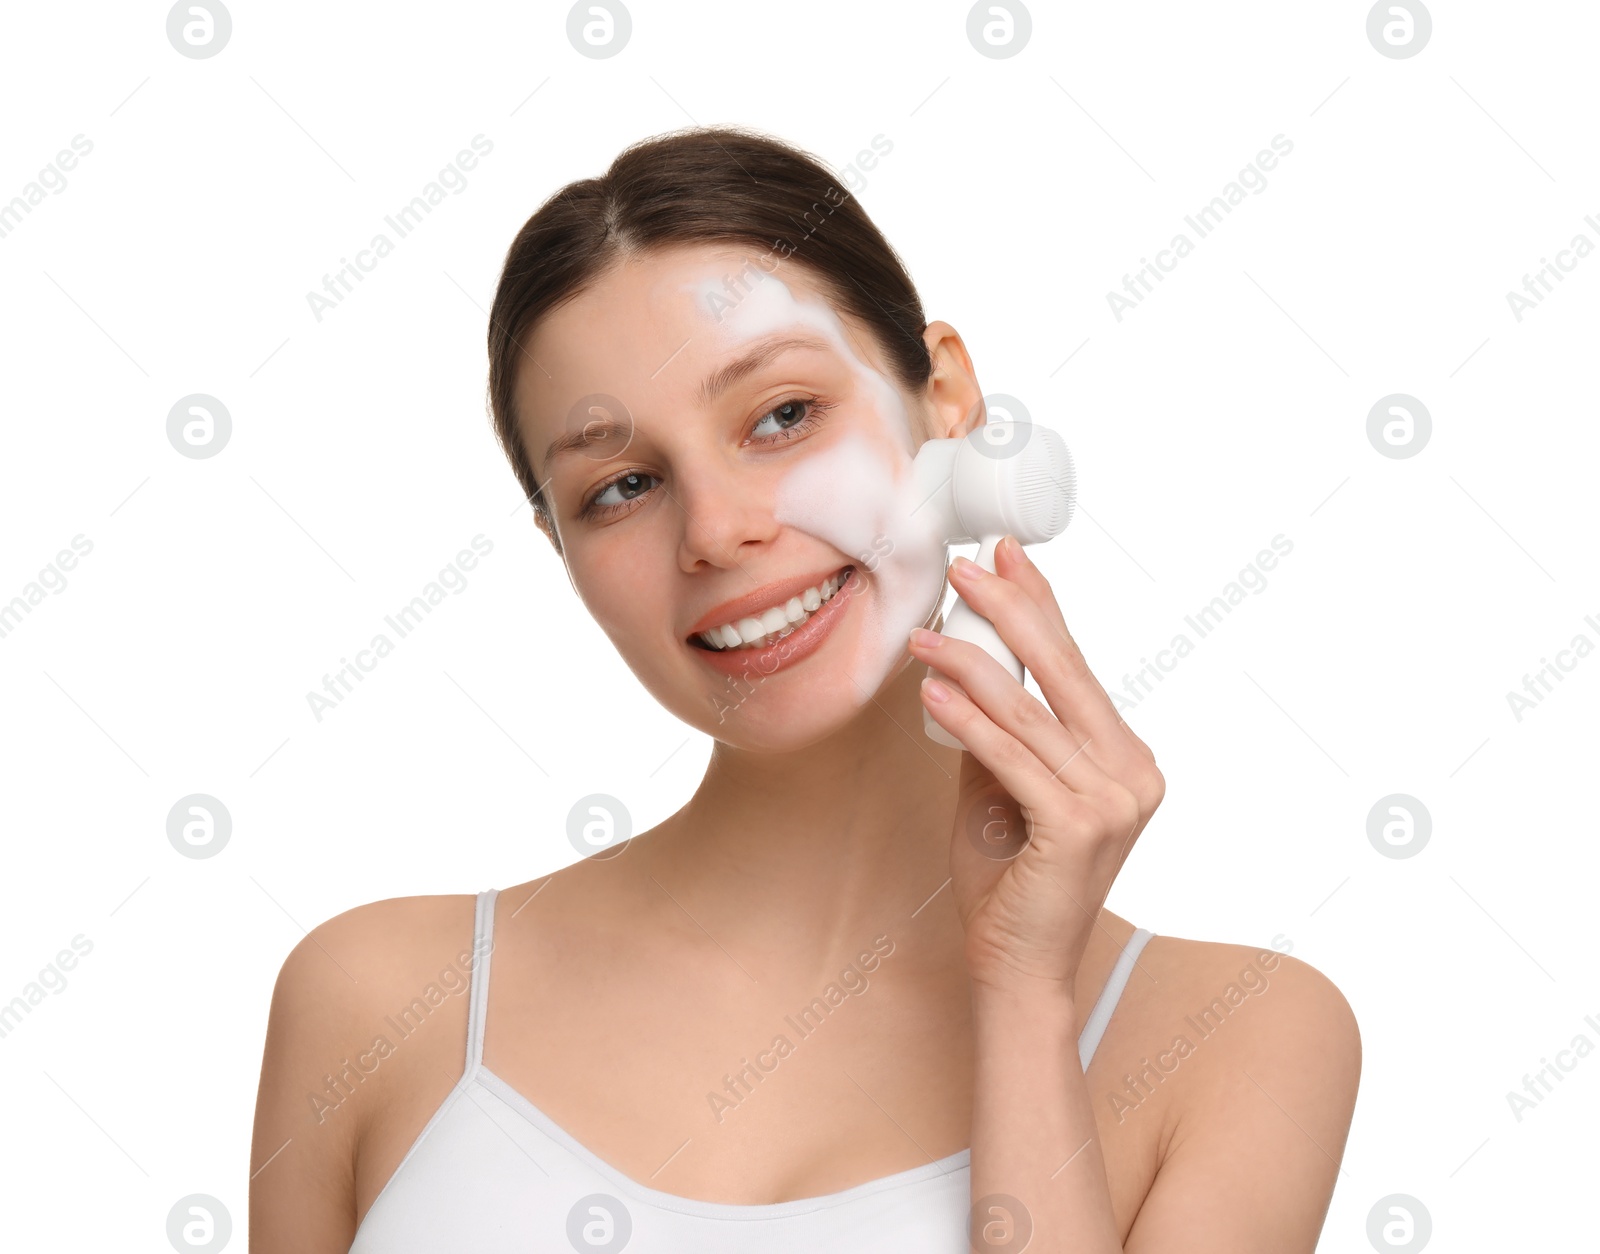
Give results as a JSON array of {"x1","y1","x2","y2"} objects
[{"x1": 517, "y1": 243, "x2": 954, "y2": 751}]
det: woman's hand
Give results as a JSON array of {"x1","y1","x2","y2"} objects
[{"x1": 908, "y1": 535, "x2": 1165, "y2": 1008}]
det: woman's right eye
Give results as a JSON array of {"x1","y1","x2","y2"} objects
[{"x1": 583, "y1": 470, "x2": 658, "y2": 518}]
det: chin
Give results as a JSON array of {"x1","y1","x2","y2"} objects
[
  {"x1": 655, "y1": 648, "x2": 911, "y2": 752},
  {"x1": 698, "y1": 694, "x2": 874, "y2": 753}
]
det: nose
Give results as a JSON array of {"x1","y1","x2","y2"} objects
[{"x1": 673, "y1": 452, "x2": 781, "y2": 573}]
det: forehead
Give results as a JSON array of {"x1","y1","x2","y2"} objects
[{"x1": 516, "y1": 244, "x2": 881, "y2": 435}]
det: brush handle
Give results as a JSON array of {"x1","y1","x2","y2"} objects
[{"x1": 923, "y1": 536, "x2": 1021, "y2": 749}]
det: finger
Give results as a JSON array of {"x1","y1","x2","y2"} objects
[
  {"x1": 993, "y1": 535, "x2": 1070, "y2": 637},
  {"x1": 951, "y1": 552, "x2": 1163, "y2": 824},
  {"x1": 918, "y1": 674, "x2": 1074, "y2": 820},
  {"x1": 948, "y1": 553, "x2": 1139, "y2": 774},
  {"x1": 995, "y1": 538, "x2": 1160, "y2": 765},
  {"x1": 911, "y1": 629, "x2": 1109, "y2": 798}
]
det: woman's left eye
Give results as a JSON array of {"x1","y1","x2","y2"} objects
[
  {"x1": 748, "y1": 395, "x2": 834, "y2": 443},
  {"x1": 579, "y1": 395, "x2": 836, "y2": 522}
]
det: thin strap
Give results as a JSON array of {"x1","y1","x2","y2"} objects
[
  {"x1": 463, "y1": 888, "x2": 499, "y2": 1077},
  {"x1": 1077, "y1": 928, "x2": 1155, "y2": 1070}
]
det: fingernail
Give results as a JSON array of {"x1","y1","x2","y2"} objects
[
  {"x1": 909, "y1": 627, "x2": 943, "y2": 648},
  {"x1": 952, "y1": 556, "x2": 985, "y2": 579},
  {"x1": 922, "y1": 676, "x2": 951, "y2": 702},
  {"x1": 1000, "y1": 535, "x2": 1022, "y2": 561}
]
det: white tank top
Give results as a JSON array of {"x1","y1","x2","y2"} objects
[{"x1": 348, "y1": 888, "x2": 1154, "y2": 1253}]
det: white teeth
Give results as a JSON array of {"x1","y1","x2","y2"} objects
[{"x1": 696, "y1": 568, "x2": 851, "y2": 651}]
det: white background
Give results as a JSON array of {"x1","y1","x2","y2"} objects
[{"x1": 1, "y1": 1, "x2": 1596, "y2": 1249}]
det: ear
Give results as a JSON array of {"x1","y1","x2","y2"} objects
[
  {"x1": 919, "y1": 320, "x2": 986, "y2": 441},
  {"x1": 533, "y1": 504, "x2": 563, "y2": 555}
]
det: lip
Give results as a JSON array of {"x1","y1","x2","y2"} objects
[
  {"x1": 689, "y1": 565, "x2": 859, "y2": 679},
  {"x1": 685, "y1": 563, "x2": 855, "y2": 639}
]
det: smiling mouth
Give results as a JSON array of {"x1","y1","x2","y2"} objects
[{"x1": 688, "y1": 566, "x2": 856, "y2": 651}]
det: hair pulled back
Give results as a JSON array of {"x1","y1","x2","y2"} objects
[{"x1": 485, "y1": 125, "x2": 932, "y2": 550}]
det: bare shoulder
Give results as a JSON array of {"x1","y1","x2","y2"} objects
[
  {"x1": 1123, "y1": 931, "x2": 1360, "y2": 1097},
  {"x1": 249, "y1": 892, "x2": 479, "y2": 1254},
  {"x1": 1115, "y1": 931, "x2": 1362, "y2": 1253},
  {"x1": 262, "y1": 893, "x2": 482, "y2": 1085},
  {"x1": 1179, "y1": 934, "x2": 1356, "y2": 1064},
  {"x1": 277, "y1": 892, "x2": 481, "y2": 1002}
]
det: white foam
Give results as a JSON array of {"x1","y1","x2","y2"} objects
[{"x1": 686, "y1": 268, "x2": 948, "y2": 703}]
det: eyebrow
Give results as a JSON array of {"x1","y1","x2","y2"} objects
[
  {"x1": 541, "y1": 332, "x2": 834, "y2": 468},
  {"x1": 695, "y1": 332, "x2": 832, "y2": 406}
]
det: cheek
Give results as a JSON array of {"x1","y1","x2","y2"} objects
[
  {"x1": 773, "y1": 428, "x2": 947, "y2": 638},
  {"x1": 567, "y1": 545, "x2": 660, "y2": 647},
  {"x1": 771, "y1": 427, "x2": 902, "y2": 564}
]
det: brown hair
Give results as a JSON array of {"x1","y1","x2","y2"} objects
[{"x1": 485, "y1": 124, "x2": 933, "y2": 552}]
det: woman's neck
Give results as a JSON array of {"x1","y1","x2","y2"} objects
[{"x1": 639, "y1": 656, "x2": 969, "y2": 979}]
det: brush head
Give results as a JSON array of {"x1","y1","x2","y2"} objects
[
  {"x1": 1008, "y1": 425, "x2": 1075, "y2": 542},
  {"x1": 950, "y1": 421, "x2": 1076, "y2": 545}
]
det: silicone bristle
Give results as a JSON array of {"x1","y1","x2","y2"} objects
[{"x1": 1014, "y1": 434, "x2": 1075, "y2": 539}]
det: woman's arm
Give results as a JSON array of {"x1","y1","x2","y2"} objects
[
  {"x1": 967, "y1": 953, "x2": 1360, "y2": 1253},
  {"x1": 913, "y1": 537, "x2": 1164, "y2": 1249},
  {"x1": 912, "y1": 538, "x2": 1358, "y2": 1249},
  {"x1": 249, "y1": 925, "x2": 363, "y2": 1253},
  {"x1": 968, "y1": 982, "x2": 1122, "y2": 1251},
  {"x1": 1122, "y1": 953, "x2": 1361, "y2": 1252}
]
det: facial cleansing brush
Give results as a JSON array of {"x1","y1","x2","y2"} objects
[{"x1": 908, "y1": 420, "x2": 1076, "y2": 749}]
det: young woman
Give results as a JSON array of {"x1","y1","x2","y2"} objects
[{"x1": 251, "y1": 126, "x2": 1360, "y2": 1253}]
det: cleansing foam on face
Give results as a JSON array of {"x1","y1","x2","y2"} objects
[{"x1": 689, "y1": 271, "x2": 949, "y2": 706}]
